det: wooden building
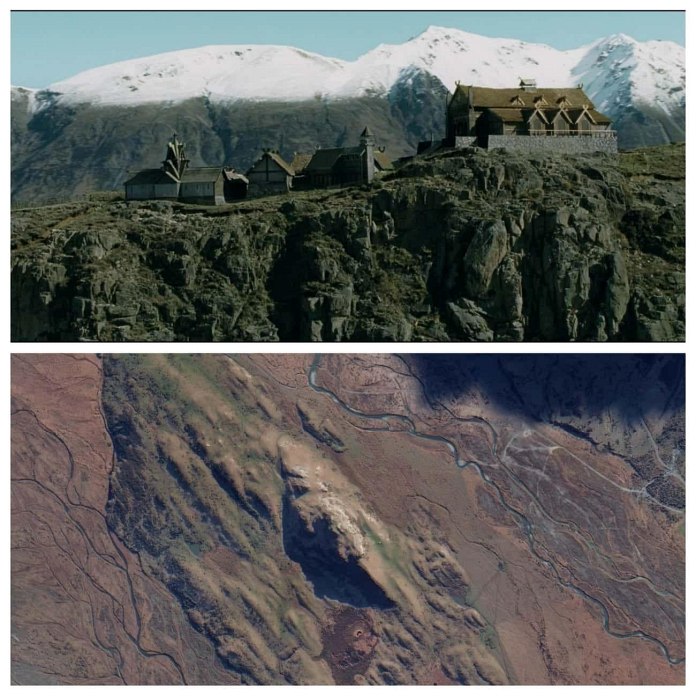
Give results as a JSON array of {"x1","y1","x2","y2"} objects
[
  {"x1": 124, "y1": 135, "x2": 249, "y2": 204},
  {"x1": 124, "y1": 169, "x2": 179, "y2": 200},
  {"x1": 246, "y1": 150, "x2": 295, "y2": 195},
  {"x1": 125, "y1": 134, "x2": 187, "y2": 202},
  {"x1": 179, "y1": 167, "x2": 225, "y2": 205},
  {"x1": 446, "y1": 80, "x2": 613, "y2": 146},
  {"x1": 295, "y1": 127, "x2": 392, "y2": 189}
]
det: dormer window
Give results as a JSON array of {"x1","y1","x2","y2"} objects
[
  {"x1": 533, "y1": 95, "x2": 547, "y2": 106},
  {"x1": 557, "y1": 96, "x2": 572, "y2": 108},
  {"x1": 511, "y1": 95, "x2": 525, "y2": 106}
]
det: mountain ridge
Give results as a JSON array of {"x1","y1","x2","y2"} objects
[{"x1": 12, "y1": 26, "x2": 684, "y2": 114}]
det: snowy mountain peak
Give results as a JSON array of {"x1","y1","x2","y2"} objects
[
  {"x1": 603, "y1": 32, "x2": 638, "y2": 46},
  {"x1": 14, "y1": 27, "x2": 684, "y2": 120},
  {"x1": 413, "y1": 25, "x2": 483, "y2": 43}
]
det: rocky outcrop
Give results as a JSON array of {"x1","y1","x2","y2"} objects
[
  {"x1": 11, "y1": 144, "x2": 684, "y2": 342},
  {"x1": 278, "y1": 435, "x2": 398, "y2": 609}
]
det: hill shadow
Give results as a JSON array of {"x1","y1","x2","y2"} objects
[{"x1": 409, "y1": 353, "x2": 684, "y2": 425}]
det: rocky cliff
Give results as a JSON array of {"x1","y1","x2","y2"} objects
[{"x1": 11, "y1": 144, "x2": 684, "y2": 342}]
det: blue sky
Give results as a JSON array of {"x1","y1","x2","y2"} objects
[{"x1": 12, "y1": 10, "x2": 685, "y2": 88}]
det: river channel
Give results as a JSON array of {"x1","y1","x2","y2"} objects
[{"x1": 306, "y1": 354, "x2": 684, "y2": 666}]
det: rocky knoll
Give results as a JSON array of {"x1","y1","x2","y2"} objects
[{"x1": 11, "y1": 144, "x2": 684, "y2": 342}]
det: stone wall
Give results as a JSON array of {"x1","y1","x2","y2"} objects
[{"x1": 487, "y1": 134, "x2": 618, "y2": 155}]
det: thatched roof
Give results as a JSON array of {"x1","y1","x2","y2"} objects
[
  {"x1": 180, "y1": 167, "x2": 223, "y2": 183},
  {"x1": 456, "y1": 85, "x2": 597, "y2": 110},
  {"x1": 305, "y1": 146, "x2": 362, "y2": 173},
  {"x1": 374, "y1": 150, "x2": 393, "y2": 170},
  {"x1": 268, "y1": 151, "x2": 295, "y2": 175},
  {"x1": 223, "y1": 169, "x2": 249, "y2": 184},
  {"x1": 486, "y1": 108, "x2": 529, "y2": 124},
  {"x1": 290, "y1": 152, "x2": 313, "y2": 174},
  {"x1": 571, "y1": 107, "x2": 612, "y2": 125},
  {"x1": 485, "y1": 104, "x2": 611, "y2": 127}
]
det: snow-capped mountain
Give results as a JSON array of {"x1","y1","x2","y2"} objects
[
  {"x1": 569, "y1": 33, "x2": 685, "y2": 115},
  {"x1": 14, "y1": 25, "x2": 685, "y2": 117}
]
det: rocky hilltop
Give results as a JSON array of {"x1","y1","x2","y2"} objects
[
  {"x1": 11, "y1": 144, "x2": 684, "y2": 342},
  {"x1": 11, "y1": 28, "x2": 684, "y2": 203}
]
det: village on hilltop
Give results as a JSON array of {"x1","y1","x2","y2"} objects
[{"x1": 124, "y1": 80, "x2": 616, "y2": 205}]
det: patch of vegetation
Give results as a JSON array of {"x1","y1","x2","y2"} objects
[
  {"x1": 617, "y1": 143, "x2": 685, "y2": 180},
  {"x1": 478, "y1": 625, "x2": 498, "y2": 650}
]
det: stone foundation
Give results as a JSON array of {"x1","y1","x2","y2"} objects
[{"x1": 487, "y1": 134, "x2": 618, "y2": 155}]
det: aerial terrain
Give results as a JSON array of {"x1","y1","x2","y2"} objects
[
  {"x1": 11, "y1": 28, "x2": 684, "y2": 202},
  {"x1": 11, "y1": 353, "x2": 685, "y2": 684}
]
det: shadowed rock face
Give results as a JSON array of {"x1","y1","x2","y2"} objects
[
  {"x1": 11, "y1": 144, "x2": 684, "y2": 343},
  {"x1": 281, "y1": 494, "x2": 396, "y2": 609},
  {"x1": 410, "y1": 354, "x2": 684, "y2": 423}
]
